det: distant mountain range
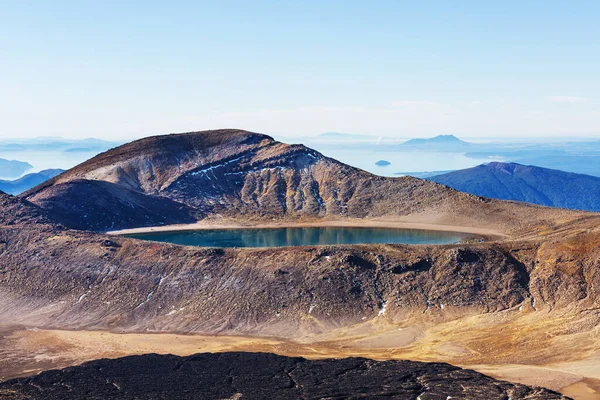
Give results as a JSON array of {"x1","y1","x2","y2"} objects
[
  {"x1": 0, "y1": 169, "x2": 64, "y2": 195},
  {"x1": 429, "y1": 162, "x2": 600, "y2": 212},
  {"x1": 0, "y1": 158, "x2": 32, "y2": 180},
  {"x1": 0, "y1": 137, "x2": 122, "y2": 153}
]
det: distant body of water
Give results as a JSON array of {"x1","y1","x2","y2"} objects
[
  {"x1": 0, "y1": 150, "x2": 101, "y2": 179},
  {"x1": 124, "y1": 227, "x2": 470, "y2": 248},
  {"x1": 308, "y1": 146, "x2": 495, "y2": 177}
]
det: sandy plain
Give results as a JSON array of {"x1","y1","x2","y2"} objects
[{"x1": 2, "y1": 307, "x2": 599, "y2": 399}]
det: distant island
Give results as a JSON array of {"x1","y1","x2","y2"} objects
[
  {"x1": 375, "y1": 160, "x2": 391, "y2": 166},
  {"x1": 402, "y1": 134, "x2": 471, "y2": 149}
]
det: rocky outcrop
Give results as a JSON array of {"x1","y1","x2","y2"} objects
[{"x1": 0, "y1": 352, "x2": 569, "y2": 399}]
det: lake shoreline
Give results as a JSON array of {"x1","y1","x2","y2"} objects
[{"x1": 108, "y1": 219, "x2": 507, "y2": 242}]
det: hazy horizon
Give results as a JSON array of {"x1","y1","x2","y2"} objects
[
  {"x1": 2, "y1": 1, "x2": 600, "y2": 140},
  {"x1": 0, "y1": 131, "x2": 598, "y2": 144}
]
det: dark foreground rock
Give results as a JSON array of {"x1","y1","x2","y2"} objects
[{"x1": 0, "y1": 352, "x2": 569, "y2": 400}]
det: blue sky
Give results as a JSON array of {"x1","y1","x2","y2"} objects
[{"x1": 1, "y1": 1, "x2": 599, "y2": 140}]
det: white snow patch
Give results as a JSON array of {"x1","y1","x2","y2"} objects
[
  {"x1": 189, "y1": 156, "x2": 245, "y2": 176},
  {"x1": 75, "y1": 293, "x2": 87, "y2": 304},
  {"x1": 424, "y1": 300, "x2": 433, "y2": 313},
  {"x1": 167, "y1": 307, "x2": 186, "y2": 316},
  {"x1": 134, "y1": 276, "x2": 166, "y2": 309},
  {"x1": 308, "y1": 304, "x2": 316, "y2": 314},
  {"x1": 378, "y1": 301, "x2": 388, "y2": 317},
  {"x1": 312, "y1": 187, "x2": 324, "y2": 206}
]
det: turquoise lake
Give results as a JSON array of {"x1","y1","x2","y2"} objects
[{"x1": 124, "y1": 227, "x2": 470, "y2": 248}]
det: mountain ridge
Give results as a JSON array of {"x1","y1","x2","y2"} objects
[
  {"x1": 429, "y1": 162, "x2": 600, "y2": 211},
  {"x1": 22, "y1": 129, "x2": 588, "y2": 234},
  {"x1": 0, "y1": 158, "x2": 32, "y2": 180},
  {"x1": 0, "y1": 169, "x2": 64, "y2": 195}
]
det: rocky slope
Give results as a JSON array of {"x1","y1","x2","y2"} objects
[
  {"x1": 2, "y1": 189, "x2": 600, "y2": 337},
  {"x1": 3, "y1": 131, "x2": 600, "y2": 397},
  {"x1": 23, "y1": 130, "x2": 587, "y2": 233},
  {"x1": 0, "y1": 352, "x2": 569, "y2": 400},
  {"x1": 429, "y1": 162, "x2": 600, "y2": 212}
]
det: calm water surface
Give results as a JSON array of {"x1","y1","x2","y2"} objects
[{"x1": 125, "y1": 227, "x2": 470, "y2": 248}]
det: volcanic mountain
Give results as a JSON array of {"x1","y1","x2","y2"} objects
[
  {"x1": 23, "y1": 129, "x2": 588, "y2": 235},
  {"x1": 3, "y1": 130, "x2": 600, "y2": 396}
]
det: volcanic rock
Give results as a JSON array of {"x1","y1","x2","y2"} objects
[{"x1": 0, "y1": 352, "x2": 570, "y2": 399}]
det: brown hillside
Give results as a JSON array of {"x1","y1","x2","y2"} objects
[{"x1": 23, "y1": 130, "x2": 591, "y2": 234}]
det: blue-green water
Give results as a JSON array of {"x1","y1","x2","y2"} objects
[{"x1": 124, "y1": 227, "x2": 469, "y2": 248}]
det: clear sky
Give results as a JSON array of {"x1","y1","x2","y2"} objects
[{"x1": 2, "y1": 1, "x2": 599, "y2": 140}]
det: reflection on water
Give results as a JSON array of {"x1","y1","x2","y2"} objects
[{"x1": 125, "y1": 227, "x2": 469, "y2": 248}]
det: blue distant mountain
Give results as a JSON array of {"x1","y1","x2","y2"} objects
[
  {"x1": 0, "y1": 158, "x2": 33, "y2": 179},
  {"x1": 429, "y1": 162, "x2": 600, "y2": 212},
  {"x1": 0, "y1": 169, "x2": 64, "y2": 195},
  {"x1": 402, "y1": 134, "x2": 469, "y2": 147}
]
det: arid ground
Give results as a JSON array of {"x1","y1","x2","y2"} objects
[{"x1": 2, "y1": 304, "x2": 599, "y2": 399}]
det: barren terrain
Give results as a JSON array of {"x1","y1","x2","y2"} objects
[
  {"x1": 2, "y1": 130, "x2": 600, "y2": 398},
  {"x1": 1, "y1": 307, "x2": 599, "y2": 398}
]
